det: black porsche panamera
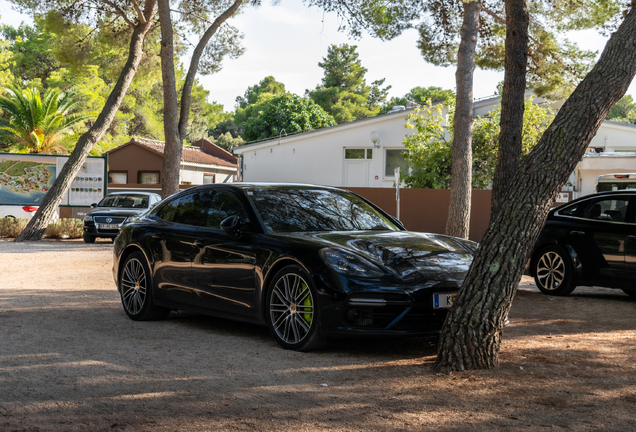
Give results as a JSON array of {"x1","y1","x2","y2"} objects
[{"x1": 112, "y1": 183, "x2": 477, "y2": 351}]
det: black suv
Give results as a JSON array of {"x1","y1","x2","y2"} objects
[
  {"x1": 83, "y1": 192, "x2": 162, "y2": 243},
  {"x1": 528, "y1": 190, "x2": 636, "y2": 297}
]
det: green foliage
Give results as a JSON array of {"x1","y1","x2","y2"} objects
[
  {"x1": 0, "y1": 85, "x2": 94, "y2": 154},
  {"x1": 307, "y1": 44, "x2": 390, "y2": 123},
  {"x1": 234, "y1": 76, "x2": 287, "y2": 127},
  {"x1": 382, "y1": 86, "x2": 455, "y2": 113},
  {"x1": 212, "y1": 131, "x2": 244, "y2": 151},
  {"x1": 242, "y1": 93, "x2": 336, "y2": 141},
  {"x1": 236, "y1": 75, "x2": 286, "y2": 108},
  {"x1": 0, "y1": 217, "x2": 28, "y2": 238},
  {"x1": 403, "y1": 98, "x2": 554, "y2": 189},
  {"x1": 0, "y1": 14, "x2": 234, "y2": 153},
  {"x1": 43, "y1": 218, "x2": 83, "y2": 239},
  {"x1": 607, "y1": 95, "x2": 636, "y2": 123},
  {"x1": 0, "y1": 216, "x2": 82, "y2": 238}
]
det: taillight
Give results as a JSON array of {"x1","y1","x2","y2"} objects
[
  {"x1": 614, "y1": 175, "x2": 629, "y2": 178},
  {"x1": 22, "y1": 206, "x2": 38, "y2": 212}
]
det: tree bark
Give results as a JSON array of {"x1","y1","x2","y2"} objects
[
  {"x1": 160, "y1": 0, "x2": 243, "y2": 198},
  {"x1": 490, "y1": 0, "x2": 529, "y2": 218},
  {"x1": 435, "y1": 6, "x2": 636, "y2": 372},
  {"x1": 445, "y1": 0, "x2": 481, "y2": 239},
  {"x1": 14, "y1": 0, "x2": 157, "y2": 242},
  {"x1": 158, "y1": 0, "x2": 181, "y2": 199}
]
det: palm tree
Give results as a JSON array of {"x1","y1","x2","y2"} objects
[{"x1": 0, "y1": 85, "x2": 93, "y2": 154}]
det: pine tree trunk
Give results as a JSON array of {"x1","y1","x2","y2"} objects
[
  {"x1": 435, "y1": 7, "x2": 636, "y2": 371},
  {"x1": 158, "y1": 0, "x2": 181, "y2": 199},
  {"x1": 14, "y1": 4, "x2": 157, "y2": 242},
  {"x1": 445, "y1": 0, "x2": 481, "y2": 239},
  {"x1": 490, "y1": 0, "x2": 529, "y2": 217},
  {"x1": 160, "y1": 0, "x2": 243, "y2": 199}
]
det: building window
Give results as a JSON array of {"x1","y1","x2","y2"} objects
[
  {"x1": 139, "y1": 171, "x2": 160, "y2": 184},
  {"x1": 385, "y1": 149, "x2": 408, "y2": 177},
  {"x1": 108, "y1": 172, "x2": 127, "y2": 184},
  {"x1": 345, "y1": 148, "x2": 373, "y2": 159},
  {"x1": 203, "y1": 174, "x2": 216, "y2": 185}
]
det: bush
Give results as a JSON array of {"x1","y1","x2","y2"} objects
[
  {"x1": 44, "y1": 218, "x2": 84, "y2": 239},
  {"x1": 0, "y1": 217, "x2": 84, "y2": 239},
  {"x1": 0, "y1": 217, "x2": 28, "y2": 238}
]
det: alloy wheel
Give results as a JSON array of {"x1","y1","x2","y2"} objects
[
  {"x1": 121, "y1": 258, "x2": 147, "y2": 315},
  {"x1": 536, "y1": 251, "x2": 565, "y2": 291},
  {"x1": 269, "y1": 273, "x2": 314, "y2": 345}
]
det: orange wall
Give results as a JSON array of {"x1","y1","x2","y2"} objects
[
  {"x1": 345, "y1": 188, "x2": 492, "y2": 242},
  {"x1": 109, "y1": 145, "x2": 164, "y2": 183}
]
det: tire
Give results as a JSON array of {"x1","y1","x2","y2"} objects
[
  {"x1": 533, "y1": 245, "x2": 576, "y2": 296},
  {"x1": 266, "y1": 265, "x2": 325, "y2": 351},
  {"x1": 621, "y1": 289, "x2": 636, "y2": 298},
  {"x1": 83, "y1": 233, "x2": 96, "y2": 244},
  {"x1": 119, "y1": 251, "x2": 169, "y2": 321}
]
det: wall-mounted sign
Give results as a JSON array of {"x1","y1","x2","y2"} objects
[{"x1": 0, "y1": 153, "x2": 106, "y2": 206}]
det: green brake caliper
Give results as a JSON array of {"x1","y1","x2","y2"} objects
[{"x1": 301, "y1": 283, "x2": 312, "y2": 324}]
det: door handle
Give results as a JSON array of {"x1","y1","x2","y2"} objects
[{"x1": 570, "y1": 231, "x2": 585, "y2": 235}]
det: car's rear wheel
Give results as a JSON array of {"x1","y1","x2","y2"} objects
[
  {"x1": 533, "y1": 245, "x2": 576, "y2": 296},
  {"x1": 266, "y1": 265, "x2": 325, "y2": 351},
  {"x1": 120, "y1": 252, "x2": 169, "y2": 321},
  {"x1": 621, "y1": 289, "x2": 636, "y2": 298},
  {"x1": 83, "y1": 233, "x2": 96, "y2": 244}
]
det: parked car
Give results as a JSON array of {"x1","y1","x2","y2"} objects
[
  {"x1": 595, "y1": 173, "x2": 636, "y2": 192},
  {"x1": 112, "y1": 183, "x2": 477, "y2": 351},
  {"x1": 528, "y1": 190, "x2": 636, "y2": 297},
  {"x1": 83, "y1": 192, "x2": 162, "y2": 243},
  {"x1": 0, "y1": 205, "x2": 59, "y2": 220}
]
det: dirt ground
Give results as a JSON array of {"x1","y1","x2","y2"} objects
[{"x1": 1, "y1": 239, "x2": 635, "y2": 432}]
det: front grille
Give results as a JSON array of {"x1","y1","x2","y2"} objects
[{"x1": 94, "y1": 216, "x2": 126, "y2": 224}]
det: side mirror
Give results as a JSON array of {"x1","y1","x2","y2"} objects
[
  {"x1": 90, "y1": 203, "x2": 97, "y2": 208},
  {"x1": 220, "y1": 215, "x2": 243, "y2": 239}
]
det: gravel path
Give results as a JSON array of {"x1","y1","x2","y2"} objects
[{"x1": 1, "y1": 239, "x2": 635, "y2": 431}]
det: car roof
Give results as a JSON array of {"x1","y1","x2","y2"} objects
[{"x1": 104, "y1": 191, "x2": 161, "y2": 197}]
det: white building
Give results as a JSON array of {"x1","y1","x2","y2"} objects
[{"x1": 233, "y1": 96, "x2": 636, "y2": 196}]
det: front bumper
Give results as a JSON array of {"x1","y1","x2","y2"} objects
[
  {"x1": 83, "y1": 222, "x2": 120, "y2": 239},
  {"x1": 317, "y1": 281, "x2": 456, "y2": 338}
]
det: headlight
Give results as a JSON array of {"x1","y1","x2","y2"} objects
[
  {"x1": 320, "y1": 248, "x2": 385, "y2": 278},
  {"x1": 124, "y1": 215, "x2": 139, "y2": 224},
  {"x1": 83, "y1": 215, "x2": 93, "y2": 222}
]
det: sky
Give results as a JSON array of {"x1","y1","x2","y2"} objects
[{"x1": 0, "y1": 1, "x2": 633, "y2": 112}]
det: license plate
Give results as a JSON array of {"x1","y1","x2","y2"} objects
[
  {"x1": 433, "y1": 292, "x2": 457, "y2": 309},
  {"x1": 97, "y1": 223, "x2": 119, "y2": 230}
]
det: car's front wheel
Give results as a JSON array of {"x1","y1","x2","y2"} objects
[
  {"x1": 83, "y1": 232, "x2": 95, "y2": 244},
  {"x1": 533, "y1": 245, "x2": 576, "y2": 296},
  {"x1": 119, "y1": 251, "x2": 169, "y2": 321},
  {"x1": 266, "y1": 265, "x2": 325, "y2": 351}
]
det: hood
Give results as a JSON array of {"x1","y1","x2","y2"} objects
[
  {"x1": 87, "y1": 207, "x2": 147, "y2": 217},
  {"x1": 277, "y1": 231, "x2": 475, "y2": 286}
]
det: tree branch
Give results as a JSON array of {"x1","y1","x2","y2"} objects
[
  {"x1": 99, "y1": 0, "x2": 135, "y2": 27},
  {"x1": 131, "y1": 0, "x2": 147, "y2": 24}
]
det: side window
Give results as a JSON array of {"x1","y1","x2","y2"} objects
[
  {"x1": 156, "y1": 191, "x2": 208, "y2": 226},
  {"x1": 558, "y1": 202, "x2": 582, "y2": 216},
  {"x1": 203, "y1": 191, "x2": 252, "y2": 231},
  {"x1": 581, "y1": 198, "x2": 630, "y2": 222}
]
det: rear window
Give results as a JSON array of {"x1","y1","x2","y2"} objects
[{"x1": 596, "y1": 182, "x2": 636, "y2": 192}]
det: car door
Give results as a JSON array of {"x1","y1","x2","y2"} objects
[
  {"x1": 566, "y1": 195, "x2": 632, "y2": 279},
  {"x1": 190, "y1": 189, "x2": 258, "y2": 316},
  {"x1": 147, "y1": 192, "x2": 202, "y2": 306},
  {"x1": 619, "y1": 197, "x2": 636, "y2": 274}
]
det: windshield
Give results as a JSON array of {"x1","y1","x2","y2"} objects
[
  {"x1": 597, "y1": 182, "x2": 636, "y2": 192},
  {"x1": 98, "y1": 194, "x2": 149, "y2": 209},
  {"x1": 245, "y1": 187, "x2": 400, "y2": 233}
]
